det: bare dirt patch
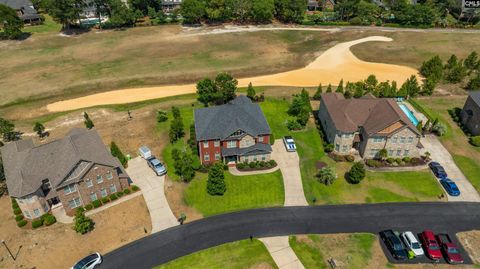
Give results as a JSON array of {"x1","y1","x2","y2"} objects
[
  {"x1": 46, "y1": 36, "x2": 418, "y2": 112},
  {"x1": 164, "y1": 177, "x2": 203, "y2": 223},
  {"x1": 458, "y1": 231, "x2": 480, "y2": 264},
  {"x1": 0, "y1": 195, "x2": 151, "y2": 269}
]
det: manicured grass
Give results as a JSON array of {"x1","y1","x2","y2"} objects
[
  {"x1": 290, "y1": 234, "x2": 376, "y2": 269},
  {"x1": 366, "y1": 188, "x2": 415, "y2": 203},
  {"x1": 453, "y1": 155, "x2": 480, "y2": 193},
  {"x1": 184, "y1": 170, "x2": 284, "y2": 217},
  {"x1": 24, "y1": 15, "x2": 62, "y2": 33},
  {"x1": 155, "y1": 239, "x2": 278, "y2": 269}
]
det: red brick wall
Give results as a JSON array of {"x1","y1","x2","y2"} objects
[
  {"x1": 57, "y1": 164, "x2": 128, "y2": 216},
  {"x1": 199, "y1": 140, "x2": 222, "y2": 165}
]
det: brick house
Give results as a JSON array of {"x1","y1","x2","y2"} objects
[
  {"x1": 194, "y1": 95, "x2": 272, "y2": 165},
  {"x1": 461, "y1": 91, "x2": 480, "y2": 136},
  {"x1": 307, "y1": 0, "x2": 335, "y2": 11},
  {"x1": 0, "y1": 0, "x2": 42, "y2": 24},
  {"x1": 1, "y1": 128, "x2": 130, "y2": 218},
  {"x1": 318, "y1": 93, "x2": 422, "y2": 159},
  {"x1": 161, "y1": 0, "x2": 182, "y2": 13}
]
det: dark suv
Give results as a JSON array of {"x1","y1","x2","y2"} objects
[{"x1": 380, "y1": 230, "x2": 408, "y2": 260}]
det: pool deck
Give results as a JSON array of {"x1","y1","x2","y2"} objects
[{"x1": 398, "y1": 101, "x2": 428, "y2": 124}]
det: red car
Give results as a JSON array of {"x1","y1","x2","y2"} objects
[
  {"x1": 437, "y1": 234, "x2": 464, "y2": 264},
  {"x1": 420, "y1": 230, "x2": 442, "y2": 261}
]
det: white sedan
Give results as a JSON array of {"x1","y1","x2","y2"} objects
[
  {"x1": 283, "y1": 136, "x2": 296, "y2": 152},
  {"x1": 401, "y1": 231, "x2": 424, "y2": 257},
  {"x1": 71, "y1": 253, "x2": 102, "y2": 269}
]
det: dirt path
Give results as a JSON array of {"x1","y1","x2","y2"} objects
[{"x1": 46, "y1": 36, "x2": 419, "y2": 112}]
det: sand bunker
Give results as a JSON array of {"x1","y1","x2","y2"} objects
[{"x1": 47, "y1": 36, "x2": 419, "y2": 112}]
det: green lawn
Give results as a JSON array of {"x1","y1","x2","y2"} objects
[
  {"x1": 184, "y1": 170, "x2": 284, "y2": 216},
  {"x1": 155, "y1": 239, "x2": 278, "y2": 269},
  {"x1": 453, "y1": 155, "x2": 480, "y2": 193},
  {"x1": 24, "y1": 15, "x2": 62, "y2": 34},
  {"x1": 290, "y1": 234, "x2": 376, "y2": 269}
]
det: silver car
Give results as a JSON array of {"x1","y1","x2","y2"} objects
[{"x1": 147, "y1": 156, "x2": 167, "y2": 176}]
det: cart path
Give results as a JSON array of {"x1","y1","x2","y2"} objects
[{"x1": 47, "y1": 36, "x2": 419, "y2": 112}]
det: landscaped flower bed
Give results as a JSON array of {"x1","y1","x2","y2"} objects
[
  {"x1": 83, "y1": 185, "x2": 140, "y2": 212},
  {"x1": 365, "y1": 157, "x2": 427, "y2": 168},
  {"x1": 236, "y1": 160, "x2": 277, "y2": 171},
  {"x1": 328, "y1": 152, "x2": 355, "y2": 163}
]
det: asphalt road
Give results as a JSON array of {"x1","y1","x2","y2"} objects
[{"x1": 98, "y1": 202, "x2": 480, "y2": 269}]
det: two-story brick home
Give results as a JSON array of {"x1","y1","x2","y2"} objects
[
  {"x1": 461, "y1": 91, "x2": 480, "y2": 136},
  {"x1": 194, "y1": 95, "x2": 272, "y2": 165},
  {"x1": 318, "y1": 93, "x2": 422, "y2": 159},
  {"x1": 1, "y1": 128, "x2": 130, "y2": 218}
]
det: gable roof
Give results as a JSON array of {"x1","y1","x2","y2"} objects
[
  {"x1": 1, "y1": 128, "x2": 123, "y2": 197},
  {"x1": 0, "y1": 0, "x2": 41, "y2": 20},
  {"x1": 194, "y1": 95, "x2": 271, "y2": 141},
  {"x1": 468, "y1": 91, "x2": 480, "y2": 107},
  {"x1": 321, "y1": 93, "x2": 420, "y2": 136}
]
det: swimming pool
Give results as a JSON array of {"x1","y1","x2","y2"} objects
[{"x1": 398, "y1": 103, "x2": 419, "y2": 126}]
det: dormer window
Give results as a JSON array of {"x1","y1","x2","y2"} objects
[
  {"x1": 232, "y1": 130, "x2": 244, "y2": 136},
  {"x1": 42, "y1": 179, "x2": 51, "y2": 190}
]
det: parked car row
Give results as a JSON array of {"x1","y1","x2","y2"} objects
[
  {"x1": 380, "y1": 230, "x2": 464, "y2": 264},
  {"x1": 428, "y1": 162, "x2": 461, "y2": 196}
]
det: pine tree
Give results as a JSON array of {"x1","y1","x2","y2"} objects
[
  {"x1": 313, "y1": 83, "x2": 322, "y2": 100},
  {"x1": 465, "y1": 51, "x2": 479, "y2": 71},
  {"x1": 335, "y1": 79, "x2": 344, "y2": 93},
  {"x1": 247, "y1": 82, "x2": 256, "y2": 100},
  {"x1": 207, "y1": 163, "x2": 226, "y2": 195},
  {"x1": 169, "y1": 106, "x2": 185, "y2": 143},
  {"x1": 347, "y1": 162, "x2": 365, "y2": 184},
  {"x1": 33, "y1": 122, "x2": 45, "y2": 137},
  {"x1": 110, "y1": 141, "x2": 127, "y2": 167},
  {"x1": 83, "y1": 112, "x2": 94, "y2": 129},
  {"x1": 326, "y1": 84, "x2": 333, "y2": 93}
]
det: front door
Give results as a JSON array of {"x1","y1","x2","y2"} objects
[{"x1": 226, "y1": 156, "x2": 237, "y2": 163}]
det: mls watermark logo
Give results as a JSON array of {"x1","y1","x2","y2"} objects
[{"x1": 463, "y1": 0, "x2": 480, "y2": 9}]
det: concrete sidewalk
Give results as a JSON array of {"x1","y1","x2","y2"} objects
[
  {"x1": 260, "y1": 237, "x2": 305, "y2": 269},
  {"x1": 126, "y1": 157, "x2": 178, "y2": 233}
]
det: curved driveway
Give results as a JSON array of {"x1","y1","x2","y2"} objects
[{"x1": 98, "y1": 202, "x2": 480, "y2": 269}]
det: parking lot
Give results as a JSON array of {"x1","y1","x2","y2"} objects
[{"x1": 379, "y1": 230, "x2": 473, "y2": 265}]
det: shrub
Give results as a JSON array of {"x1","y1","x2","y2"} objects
[
  {"x1": 101, "y1": 197, "x2": 110, "y2": 204},
  {"x1": 324, "y1": 144, "x2": 334, "y2": 153},
  {"x1": 124, "y1": 189, "x2": 131, "y2": 195},
  {"x1": 156, "y1": 110, "x2": 168, "y2": 122},
  {"x1": 32, "y1": 219, "x2": 44, "y2": 229},
  {"x1": 316, "y1": 167, "x2": 337, "y2": 185},
  {"x1": 347, "y1": 162, "x2": 366, "y2": 184},
  {"x1": 42, "y1": 214, "x2": 56, "y2": 226},
  {"x1": 366, "y1": 159, "x2": 382, "y2": 167},
  {"x1": 73, "y1": 210, "x2": 94, "y2": 234},
  {"x1": 237, "y1": 162, "x2": 246, "y2": 169},
  {"x1": 386, "y1": 158, "x2": 395, "y2": 164},
  {"x1": 17, "y1": 219, "x2": 27, "y2": 227},
  {"x1": 270, "y1": 133, "x2": 275, "y2": 145},
  {"x1": 432, "y1": 122, "x2": 447, "y2": 136},
  {"x1": 85, "y1": 204, "x2": 94, "y2": 210},
  {"x1": 268, "y1": 160, "x2": 277, "y2": 166},
  {"x1": 117, "y1": 191, "x2": 124, "y2": 198},
  {"x1": 402, "y1": 157, "x2": 411, "y2": 163},
  {"x1": 15, "y1": 214, "x2": 24, "y2": 221},
  {"x1": 92, "y1": 200, "x2": 102, "y2": 208},
  {"x1": 286, "y1": 119, "x2": 302, "y2": 130},
  {"x1": 346, "y1": 155, "x2": 355, "y2": 162},
  {"x1": 13, "y1": 208, "x2": 22, "y2": 215},
  {"x1": 131, "y1": 185, "x2": 140, "y2": 192},
  {"x1": 207, "y1": 163, "x2": 226, "y2": 196},
  {"x1": 249, "y1": 162, "x2": 257, "y2": 168},
  {"x1": 11, "y1": 198, "x2": 18, "y2": 206},
  {"x1": 76, "y1": 207, "x2": 86, "y2": 214},
  {"x1": 470, "y1": 136, "x2": 480, "y2": 147},
  {"x1": 110, "y1": 193, "x2": 118, "y2": 201},
  {"x1": 395, "y1": 158, "x2": 403, "y2": 164}
]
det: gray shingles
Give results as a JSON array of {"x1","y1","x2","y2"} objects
[
  {"x1": 1, "y1": 128, "x2": 123, "y2": 197},
  {"x1": 221, "y1": 143, "x2": 272, "y2": 157},
  {"x1": 468, "y1": 91, "x2": 480, "y2": 107},
  {"x1": 194, "y1": 95, "x2": 271, "y2": 141}
]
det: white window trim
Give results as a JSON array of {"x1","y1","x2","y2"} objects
[
  {"x1": 258, "y1": 136, "x2": 264, "y2": 142},
  {"x1": 204, "y1": 154, "x2": 210, "y2": 161},
  {"x1": 214, "y1": 141, "x2": 220, "y2": 147},
  {"x1": 69, "y1": 198, "x2": 82, "y2": 209},
  {"x1": 96, "y1": 175, "x2": 103, "y2": 184},
  {"x1": 203, "y1": 141, "x2": 209, "y2": 148},
  {"x1": 100, "y1": 188, "x2": 108, "y2": 198},
  {"x1": 86, "y1": 179, "x2": 93, "y2": 188},
  {"x1": 110, "y1": 184, "x2": 117, "y2": 193},
  {"x1": 106, "y1": 171, "x2": 113, "y2": 180},
  {"x1": 64, "y1": 184, "x2": 76, "y2": 195},
  {"x1": 215, "y1": 153, "x2": 220, "y2": 160},
  {"x1": 90, "y1": 192, "x2": 98, "y2": 202}
]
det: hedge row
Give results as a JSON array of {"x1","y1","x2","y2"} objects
[{"x1": 83, "y1": 186, "x2": 140, "y2": 211}]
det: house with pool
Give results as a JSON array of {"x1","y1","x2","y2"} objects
[{"x1": 318, "y1": 93, "x2": 423, "y2": 159}]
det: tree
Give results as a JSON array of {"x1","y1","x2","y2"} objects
[
  {"x1": 422, "y1": 77, "x2": 436, "y2": 96},
  {"x1": 326, "y1": 84, "x2": 333, "y2": 93},
  {"x1": 274, "y1": 0, "x2": 307, "y2": 23},
  {"x1": 181, "y1": 0, "x2": 206, "y2": 24},
  {"x1": 313, "y1": 83, "x2": 322, "y2": 100},
  {"x1": 416, "y1": 121, "x2": 423, "y2": 132},
  {"x1": 420, "y1": 55, "x2": 443, "y2": 83},
  {"x1": 33, "y1": 122, "x2": 45, "y2": 138},
  {"x1": 365, "y1": 74, "x2": 378, "y2": 93},
  {"x1": 378, "y1": 148, "x2": 388, "y2": 160},
  {"x1": 171, "y1": 148, "x2": 196, "y2": 182},
  {"x1": 107, "y1": 0, "x2": 137, "y2": 27},
  {"x1": 335, "y1": 79, "x2": 344, "y2": 93},
  {"x1": 399, "y1": 75, "x2": 420, "y2": 98},
  {"x1": 45, "y1": 0, "x2": 85, "y2": 30},
  {"x1": 445, "y1": 60, "x2": 468, "y2": 83},
  {"x1": 215, "y1": 72, "x2": 238, "y2": 104},
  {"x1": 0, "y1": 118, "x2": 15, "y2": 138},
  {"x1": 445, "y1": 54, "x2": 458, "y2": 70},
  {"x1": 432, "y1": 122, "x2": 447, "y2": 136},
  {"x1": 347, "y1": 162, "x2": 365, "y2": 184},
  {"x1": 187, "y1": 123, "x2": 198, "y2": 154},
  {"x1": 350, "y1": 0, "x2": 380, "y2": 25},
  {"x1": 73, "y1": 209, "x2": 94, "y2": 234},
  {"x1": 316, "y1": 166, "x2": 336, "y2": 185},
  {"x1": 467, "y1": 74, "x2": 480, "y2": 91},
  {"x1": 197, "y1": 78, "x2": 217, "y2": 106},
  {"x1": 251, "y1": 0, "x2": 274, "y2": 23},
  {"x1": 83, "y1": 112, "x2": 94, "y2": 129},
  {"x1": 247, "y1": 82, "x2": 256, "y2": 100},
  {"x1": 464, "y1": 51, "x2": 479, "y2": 71},
  {"x1": 157, "y1": 110, "x2": 168, "y2": 122},
  {"x1": 207, "y1": 163, "x2": 226, "y2": 195},
  {"x1": 110, "y1": 141, "x2": 127, "y2": 167},
  {"x1": 0, "y1": 4, "x2": 24, "y2": 39},
  {"x1": 169, "y1": 106, "x2": 185, "y2": 143}
]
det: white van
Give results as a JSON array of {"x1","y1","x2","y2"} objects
[{"x1": 139, "y1": 146, "x2": 152, "y2": 159}]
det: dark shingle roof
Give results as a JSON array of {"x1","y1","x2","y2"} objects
[
  {"x1": 194, "y1": 95, "x2": 271, "y2": 141},
  {"x1": 468, "y1": 91, "x2": 480, "y2": 107},
  {"x1": 221, "y1": 143, "x2": 272, "y2": 157},
  {"x1": 0, "y1": 0, "x2": 41, "y2": 20},
  {"x1": 321, "y1": 93, "x2": 420, "y2": 136},
  {"x1": 1, "y1": 128, "x2": 123, "y2": 197}
]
